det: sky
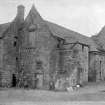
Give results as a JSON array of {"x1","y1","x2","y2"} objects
[{"x1": 0, "y1": 0, "x2": 105, "y2": 37}]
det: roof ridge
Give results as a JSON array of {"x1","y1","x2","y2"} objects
[{"x1": 45, "y1": 20, "x2": 89, "y2": 39}]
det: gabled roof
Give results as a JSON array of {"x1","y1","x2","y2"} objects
[
  {"x1": 0, "y1": 5, "x2": 98, "y2": 52},
  {"x1": 45, "y1": 21, "x2": 97, "y2": 51},
  {"x1": 24, "y1": 5, "x2": 97, "y2": 51},
  {"x1": 0, "y1": 23, "x2": 10, "y2": 38},
  {"x1": 92, "y1": 26, "x2": 105, "y2": 51},
  {"x1": 25, "y1": 5, "x2": 43, "y2": 25}
]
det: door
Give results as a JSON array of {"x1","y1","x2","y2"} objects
[
  {"x1": 12, "y1": 74, "x2": 17, "y2": 87},
  {"x1": 36, "y1": 74, "x2": 43, "y2": 89}
]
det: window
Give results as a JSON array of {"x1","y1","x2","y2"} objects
[
  {"x1": 13, "y1": 36, "x2": 18, "y2": 47},
  {"x1": 82, "y1": 45, "x2": 84, "y2": 52},
  {"x1": 13, "y1": 41, "x2": 17, "y2": 47},
  {"x1": 16, "y1": 57, "x2": 18, "y2": 61},
  {"x1": 36, "y1": 60, "x2": 42, "y2": 70},
  {"x1": 57, "y1": 43, "x2": 60, "y2": 48}
]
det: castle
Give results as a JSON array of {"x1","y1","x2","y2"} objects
[{"x1": 0, "y1": 5, "x2": 105, "y2": 90}]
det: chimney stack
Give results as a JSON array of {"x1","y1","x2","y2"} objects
[{"x1": 17, "y1": 5, "x2": 25, "y2": 22}]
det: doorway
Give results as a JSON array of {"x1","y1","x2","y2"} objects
[
  {"x1": 33, "y1": 73, "x2": 43, "y2": 89},
  {"x1": 12, "y1": 74, "x2": 17, "y2": 87},
  {"x1": 36, "y1": 74, "x2": 43, "y2": 89}
]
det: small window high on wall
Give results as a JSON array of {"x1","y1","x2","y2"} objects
[
  {"x1": 13, "y1": 36, "x2": 18, "y2": 47},
  {"x1": 13, "y1": 41, "x2": 17, "y2": 47}
]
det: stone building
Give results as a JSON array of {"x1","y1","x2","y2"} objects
[
  {"x1": 0, "y1": 5, "x2": 105, "y2": 90},
  {"x1": 89, "y1": 51, "x2": 105, "y2": 82},
  {"x1": 90, "y1": 26, "x2": 105, "y2": 82}
]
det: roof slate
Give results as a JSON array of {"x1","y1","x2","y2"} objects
[
  {"x1": 0, "y1": 23, "x2": 10, "y2": 37},
  {"x1": 45, "y1": 21, "x2": 97, "y2": 51}
]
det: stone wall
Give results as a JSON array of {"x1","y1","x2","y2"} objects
[
  {"x1": 55, "y1": 43, "x2": 89, "y2": 90},
  {"x1": 89, "y1": 52, "x2": 105, "y2": 82},
  {"x1": 63, "y1": 43, "x2": 89, "y2": 84},
  {"x1": 0, "y1": 5, "x2": 60, "y2": 89},
  {"x1": 18, "y1": 21, "x2": 58, "y2": 89},
  {"x1": 76, "y1": 44, "x2": 89, "y2": 84},
  {"x1": 0, "y1": 31, "x2": 17, "y2": 87},
  {"x1": 0, "y1": 5, "x2": 25, "y2": 87},
  {"x1": 0, "y1": 40, "x2": 4, "y2": 86}
]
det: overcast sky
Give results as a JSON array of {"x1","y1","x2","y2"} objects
[{"x1": 0, "y1": 0, "x2": 105, "y2": 37}]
